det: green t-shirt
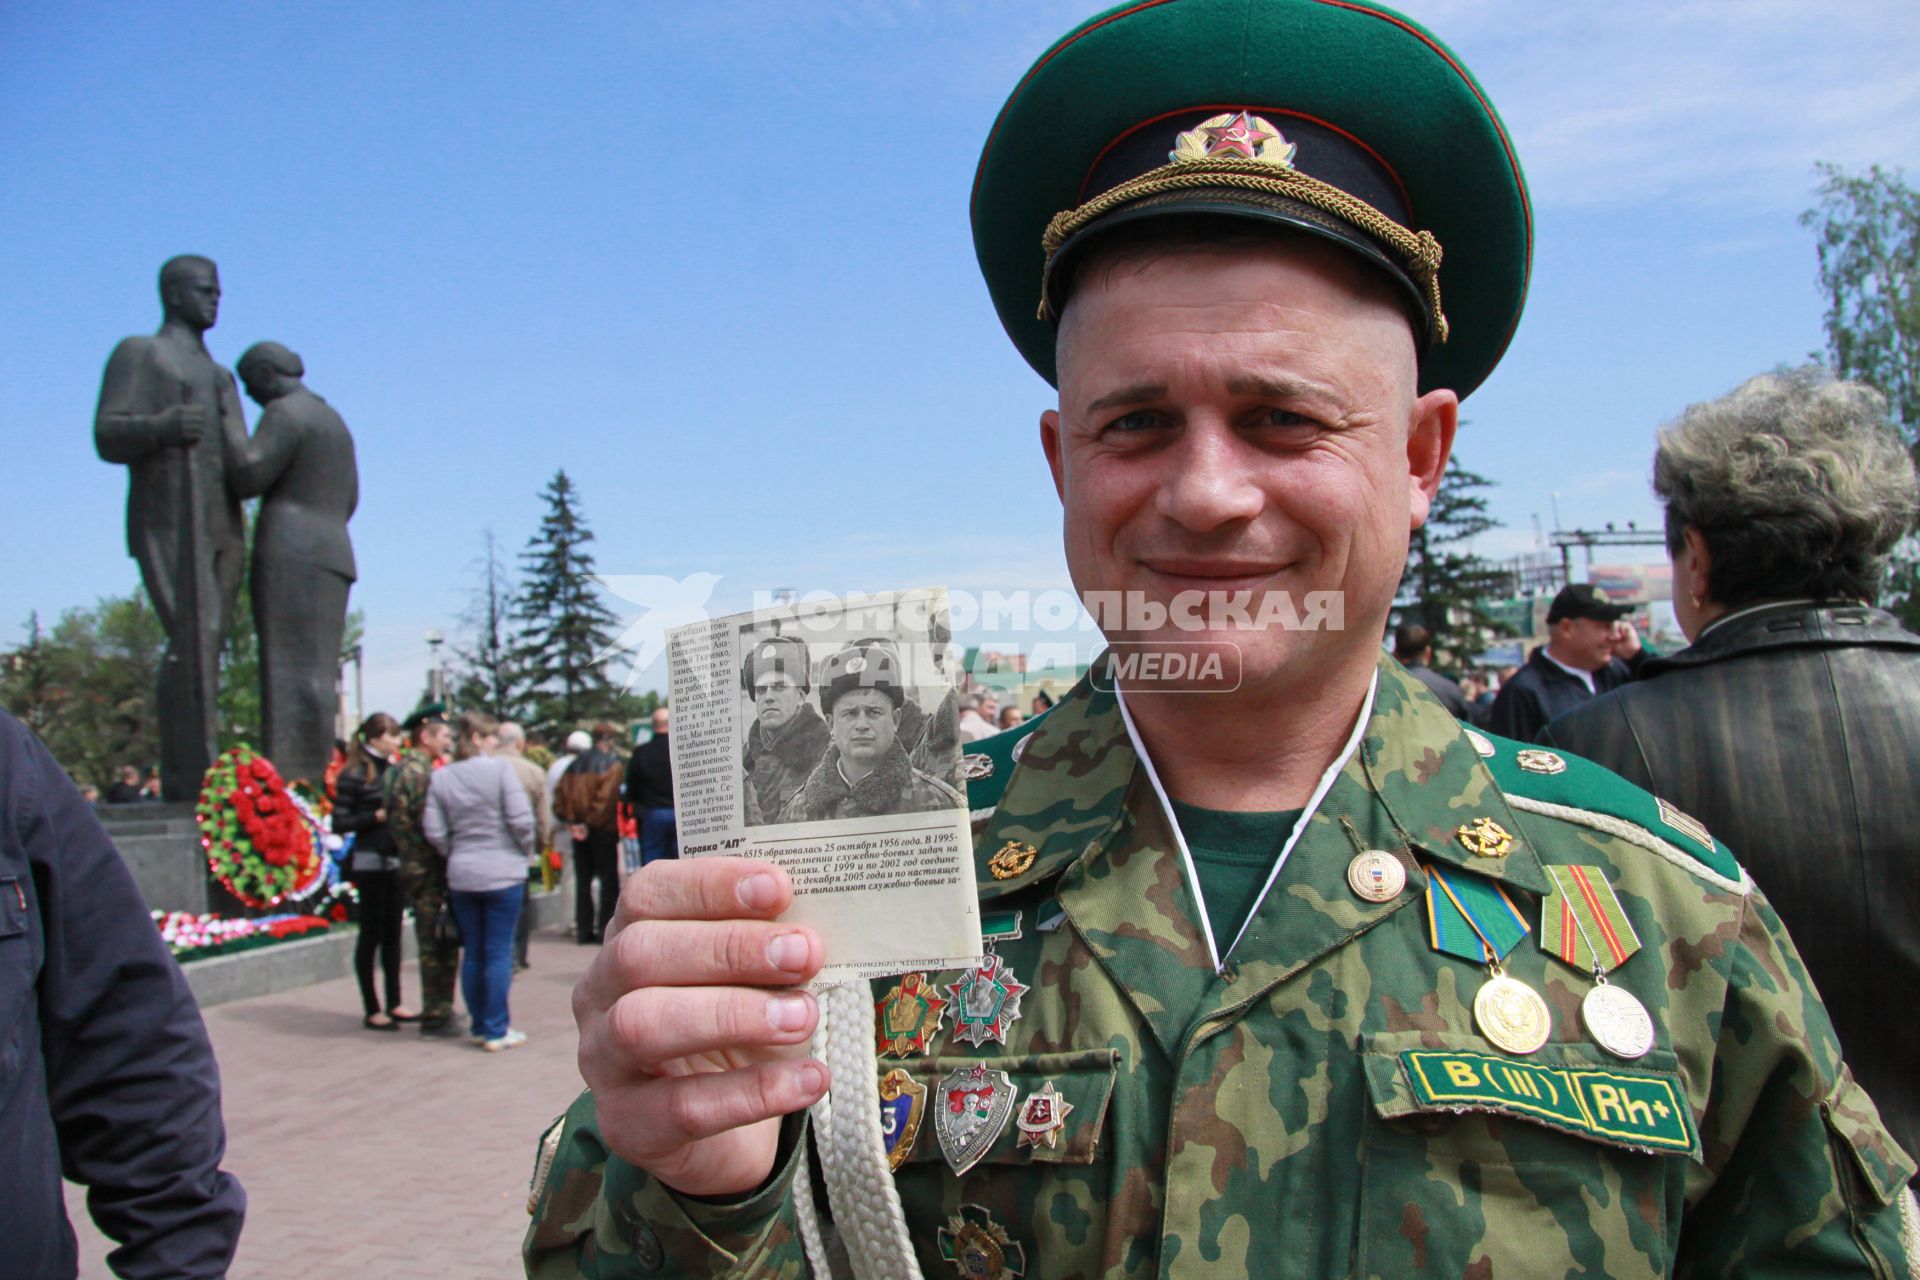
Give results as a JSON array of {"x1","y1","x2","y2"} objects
[{"x1": 1168, "y1": 800, "x2": 1302, "y2": 953}]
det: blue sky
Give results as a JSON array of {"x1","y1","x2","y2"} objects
[{"x1": 5, "y1": 1, "x2": 1918, "y2": 718}]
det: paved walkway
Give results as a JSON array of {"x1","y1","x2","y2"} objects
[{"x1": 66, "y1": 927, "x2": 598, "y2": 1279}]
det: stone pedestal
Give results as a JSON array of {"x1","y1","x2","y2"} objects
[{"x1": 96, "y1": 803, "x2": 208, "y2": 915}]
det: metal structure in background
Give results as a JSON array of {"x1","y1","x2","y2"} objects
[{"x1": 1551, "y1": 526, "x2": 1668, "y2": 582}]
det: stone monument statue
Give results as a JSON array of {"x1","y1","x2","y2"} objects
[
  {"x1": 225, "y1": 341, "x2": 358, "y2": 786},
  {"x1": 94, "y1": 255, "x2": 247, "y2": 801}
]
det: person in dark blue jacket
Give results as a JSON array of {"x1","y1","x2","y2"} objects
[
  {"x1": 1485, "y1": 583, "x2": 1646, "y2": 742},
  {"x1": 1, "y1": 708, "x2": 245, "y2": 1278}
]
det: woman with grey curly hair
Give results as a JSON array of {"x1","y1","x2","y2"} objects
[
  {"x1": 1654, "y1": 366, "x2": 1917, "y2": 637},
  {"x1": 1544, "y1": 365, "x2": 1920, "y2": 1171}
]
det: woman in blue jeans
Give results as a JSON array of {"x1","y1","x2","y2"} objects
[{"x1": 422, "y1": 711, "x2": 535, "y2": 1051}]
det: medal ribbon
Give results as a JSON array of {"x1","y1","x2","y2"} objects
[
  {"x1": 1540, "y1": 865, "x2": 1640, "y2": 974},
  {"x1": 1424, "y1": 862, "x2": 1531, "y2": 964}
]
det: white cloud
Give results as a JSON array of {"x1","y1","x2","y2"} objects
[{"x1": 1421, "y1": 0, "x2": 1920, "y2": 210}]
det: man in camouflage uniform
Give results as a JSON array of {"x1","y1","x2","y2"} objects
[
  {"x1": 741, "y1": 634, "x2": 831, "y2": 826},
  {"x1": 525, "y1": 1, "x2": 1918, "y2": 1276},
  {"x1": 387, "y1": 707, "x2": 459, "y2": 1034},
  {"x1": 778, "y1": 643, "x2": 964, "y2": 823}
]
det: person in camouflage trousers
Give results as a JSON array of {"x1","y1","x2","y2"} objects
[
  {"x1": 523, "y1": 1, "x2": 1918, "y2": 1276},
  {"x1": 388, "y1": 709, "x2": 458, "y2": 1034}
]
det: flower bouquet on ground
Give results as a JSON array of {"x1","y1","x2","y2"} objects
[
  {"x1": 153, "y1": 909, "x2": 334, "y2": 961},
  {"x1": 196, "y1": 746, "x2": 330, "y2": 909}
]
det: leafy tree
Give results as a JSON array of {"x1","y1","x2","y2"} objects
[
  {"x1": 1802, "y1": 163, "x2": 1920, "y2": 625},
  {"x1": 450, "y1": 528, "x2": 524, "y2": 719},
  {"x1": 1399, "y1": 457, "x2": 1510, "y2": 670},
  {"x1": 511, "y1": 471, "x2": 620, "y2": 734},
  {"x1": 0, "y1": 591, "x2": 164, "y2": 788}
]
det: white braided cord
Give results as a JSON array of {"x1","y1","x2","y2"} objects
[
  {"x1": 788, "y1": 1121, "x2": 831, "y2": 1277},
  {"x1": 1900, "y1": 1186, "x2": 1919, "y2": 1279},
  {"x1": 807, "y1": 981, "x2": 923, "y2": 1279},
  {"x1": 1504, "y1": 795, "x2": 1749, "y2": 895}
]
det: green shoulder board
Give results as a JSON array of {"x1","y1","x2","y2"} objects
[
  {"x1": 959, "y1": 709, "x2": 1050, "y2": 818},
  {"x1": 1474, "y1": 730, "x2": 1744, "y2": 889}
]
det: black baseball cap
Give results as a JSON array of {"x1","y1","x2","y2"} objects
[{"x1": 1547, "y1": 583, "x2": 1631, "y2": 625}]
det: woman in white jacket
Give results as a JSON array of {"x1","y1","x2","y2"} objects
[{"x1": 423, "y1": 711, "x2": 535, "y2": 1051}]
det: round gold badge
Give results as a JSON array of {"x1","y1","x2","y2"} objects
[
  {"x1": 1581, "y1": 981, "x2": 1655, "y2": 1060},
  {"x1": 1474, "y1": 971, "x2": 1552, "y2": 1055},
  {"x1": 1515, "y1": 749, "x2": 1566, "y2": 775},
  {"x1": 1346, "y1": 850, "x2": 1406, "y2": 903},
  {"x1": 988, "y1": 841, "x2": 1037, "y2": 880}
]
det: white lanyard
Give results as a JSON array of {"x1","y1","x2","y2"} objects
[{"x1": 1113, "y1": 672, "x2": 1378, "y2": 974}]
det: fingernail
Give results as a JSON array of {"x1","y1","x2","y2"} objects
[
  {"x1": 767, "y1": 932, "x2": 808, "y2": 973},
  {"x1": 738, "y1": 873, "x2": 778, "y2": 912},
  {"x1": 767, "y1": 995, "x2": 811, "y2": 1032},
  {"x1": 793, "y1": 1062, "x2": 825, "y2": 1095}
]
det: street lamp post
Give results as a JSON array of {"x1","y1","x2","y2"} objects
[{"x1": 425, "y1": 628, "x2": 446, "y2": 707}]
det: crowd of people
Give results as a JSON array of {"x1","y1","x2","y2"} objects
[{"x1": 323, "y1": 704, "x2": 679, "y2": 1051}]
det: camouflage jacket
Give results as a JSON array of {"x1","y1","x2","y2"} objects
[
  {"x1": 383, "y1": 748, "x2": 440, "y2": 873},
  {"x1": 778, "y1": 745, "x2": 966, "y2": 823},
  {"x1": 526, "y1": 658, "x2": 1918, "y2": 1278}
]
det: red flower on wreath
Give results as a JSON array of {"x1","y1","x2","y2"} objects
[{"x1": 196, "y1": 747, "x2": 324, "y2": 909}]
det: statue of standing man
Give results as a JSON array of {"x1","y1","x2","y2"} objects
[
  {"x1": 226, "y1": 341, "x2": 358, "y2": 787},
  {"x1": 94, "y1": 256, "x2": 247, "y2": 801}
]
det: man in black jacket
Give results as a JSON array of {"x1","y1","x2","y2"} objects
[
  {"x1": 1, "y1": 709, "x2": 245, "y2": 1278},
  {"x1": 623, "y1": 707, "x2": 676, "y2": 867},
  {"x1": 1485, "y1": 582, "x2": 1643, "y2": 742},
  {"x1": 1546, "y1": 367, "x2": 1920, "y2": 1175}
]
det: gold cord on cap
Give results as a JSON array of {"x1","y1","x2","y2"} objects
[{"x1": 1038, "y1": 156, "x2": 1448, "y2": 343}]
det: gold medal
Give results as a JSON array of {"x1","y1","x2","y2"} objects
[
  {"x1": 1473, "y1": 966, "x2": 1552, "y2": 1055},
  {"x1": 1581, "y1": 977, "x2": 1655, "y2": 1060}
]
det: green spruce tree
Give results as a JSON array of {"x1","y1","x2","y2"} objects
[
  {"x1": 511, "y1": 471, "x2": 620, "y2": 734},
  {"x1": 1399, "y1": 457, "x2": 1510, "y2": 671}
]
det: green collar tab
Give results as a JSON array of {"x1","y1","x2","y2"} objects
[{"x1": 1479, "y1": 731, "x2": 1740, "y2": 883}]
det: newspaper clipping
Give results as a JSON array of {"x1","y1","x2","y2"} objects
[{"x1": 666, "y1": 587, "x2": 980, "y2": 984}]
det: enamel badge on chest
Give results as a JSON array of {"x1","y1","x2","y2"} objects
[
  {"x1": 936, "y1": 1064, "x2": 1018, "y2": 1175},
  {"x1": 938, "y1": 1203, "x2": 1026, "y2": 1279},
  {"x1": 947, "y1": 952, "x2": 1029, "y2": 1048},
  {"x1": 1015, "y1": 1080, "x2": 1073, "y2": 1150},
  {"x1": 878, "y1": 1067, "x2": 927, "y2": 1171},
  {"x1": 874, "y1": 971, "x2": 948, "y2": 1058}
]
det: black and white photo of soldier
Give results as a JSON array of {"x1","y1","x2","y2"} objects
[
  {"x1": 778, "y1": 641, "x2": 964, "y2": 823},
  {"x1": 739, "y1": 633, "x2": 830, "y2": 826}
]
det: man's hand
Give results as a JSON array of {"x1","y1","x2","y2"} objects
[
  {"x1": 574, "y1": 858, "x2": 827, "y2": 1198},
  {"x1": 1611, "y1": 621, "x2": 1643, "y2": 660},
  {"x1": 569, "y1": 822, "x2": 589, "y2": 842},
  {"x1": 161, "y1": 402, "x2": 209, "y2": 445}
]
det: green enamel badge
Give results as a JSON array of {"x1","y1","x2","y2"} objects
[{"x1": 1401, "y1": 1050, "x2": 1696, "y2": 1154}]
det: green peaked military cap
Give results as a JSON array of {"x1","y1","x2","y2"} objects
[{"x1": 971, "y1": 0, "x2": 1532, "y2": 399}]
